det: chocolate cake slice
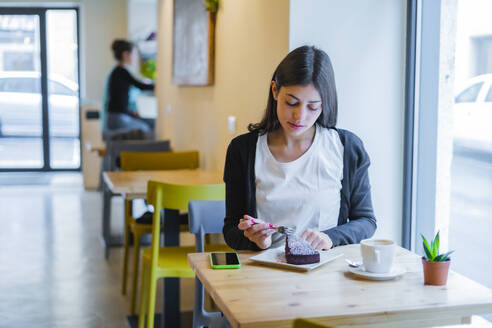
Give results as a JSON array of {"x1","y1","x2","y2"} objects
[{"x1": 285, "y1": 234, "x2": 320, "y2": 265}]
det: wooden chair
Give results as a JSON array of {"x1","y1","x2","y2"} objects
[
  {"x1": 138, "y1": 181, "x2": 225, "y2": 328},
  {"x1": 119, "y1": 150, "x2": 200, "y2": 315}
]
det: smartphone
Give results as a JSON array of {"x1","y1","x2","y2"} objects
[{"x1": 209, "y1": 252, "x2": 241, "y2": 269}]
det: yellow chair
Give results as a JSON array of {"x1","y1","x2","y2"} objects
[
  {"x1": 293, "y1": 318, "x2": 333, "y2": 328},
  {"x1": 138, "y1": 180, "x2": 225, "y2": 328},
  {"x1": 120, "y1": 150, "x2": 199, "y2": 315},
  {"x1": 120, "y1": 150, "x2": 199, "y2": 171}
]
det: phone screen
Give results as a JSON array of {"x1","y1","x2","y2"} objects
[{"x1": 211, "y1": 252, "x2": 240, "y2": 266}]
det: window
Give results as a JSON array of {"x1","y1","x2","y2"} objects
[
  {"x1": 0, "y1": 9, "x2": 80, "y2": 171},
  {"x1": 411, "y1": 0, "x2": 492, "y2": 322},
  {"x1": 455, "y1": 82, "x2": 483, "y2": 103}
]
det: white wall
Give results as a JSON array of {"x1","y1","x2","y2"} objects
[
  {"x1": 127, "y1": 0, "x2": 157, "y2": 116},
  {"x1": 289, "y1": 0, "x2": 406, "y2": 244},
  {"x1": 128, "y1": 0, "x2": 156, "y2": 41},
  {"x1": 81, "y1": 0, "x2": 127, "y2": 103},
  {"x1": 0, "y1": 0, "x2": 128, "y2": 104}
]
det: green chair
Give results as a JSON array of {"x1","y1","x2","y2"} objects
[
  {"x1": 120, "y1": 150, "x2": 199, "y2": 315},
  {"x1": 120, "y1": 150, "x2": 199, "y2": 171},
  {"x1": 138, "y1": 180, "x2": 225, "y2": 328},
  {"x1": 293, "y1": 318, "x2": 333, "y2": 328}
]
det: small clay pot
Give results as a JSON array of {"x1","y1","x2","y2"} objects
[{"x1": 422, "y1": 257, "x2": 451, "y2": 285}]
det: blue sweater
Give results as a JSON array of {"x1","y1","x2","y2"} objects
[{"x1": 223, "y1": 128, "x2": 377, "y2": 251}]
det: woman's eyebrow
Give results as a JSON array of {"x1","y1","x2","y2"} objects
[{"x1": 286, "y1": 93, "x2": 321, "y2": 103}]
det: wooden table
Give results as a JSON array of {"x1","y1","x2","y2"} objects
[
  {"x1": 103, "y1": 169, "x2": 223, "y2": 199},
  {"x1": 188, "y1": 244, "x2": 492, "y2": 328},
  {"x1": 103, "y1": 169, "x2": 223, "y2": 328}
]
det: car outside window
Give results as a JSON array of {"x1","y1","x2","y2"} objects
[
  {"x1": 455, "y1": 82, "x2": 484, "y2": 103},
  {"x1": 0, "y1": 77, "x2": 40, "y2": 93},
  {"x1": 485, "y1": 84, "x2": 492, "y2": 102},
  {"x1": 49, "y1": 80, "x2": 76, "y2": 96}
]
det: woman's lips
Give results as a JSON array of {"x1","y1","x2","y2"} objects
[{"x1": 287, "y1": 122, "x2": 304, "y2": 130}]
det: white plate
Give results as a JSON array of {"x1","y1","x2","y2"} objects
[
  {"x1": 249, "y1": 247, "x2": 343, "y2": 272},
  {"x1": 347, "y1": 265, "x2": 406, "y2": 280}
]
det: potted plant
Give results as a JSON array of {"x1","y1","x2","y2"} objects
[{"x1": 421, "y1": 231, "x2": 454, "y2": 285}]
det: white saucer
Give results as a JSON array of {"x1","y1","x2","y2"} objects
[
  {"x1": 347, "y1": 265, "x2": 405, "y2": 281},
  {"x1": 250, "y1": 247, "x2": 343, "y2": 272}
]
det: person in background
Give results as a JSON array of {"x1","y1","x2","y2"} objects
[
  {"x1": 223, "y1": 45, "x2": 377, "y2": 251},
  {"x1": 101, "y1": 39, "x2": 154, "y2": 135}
]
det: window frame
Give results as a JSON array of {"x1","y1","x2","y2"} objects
[{"x1": 403, "y1": 0, "x2": 445, "y2": 251}]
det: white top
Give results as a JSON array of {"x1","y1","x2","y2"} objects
[{"x1": 255, "y1": 125, "x2": 344, "y2": 247}]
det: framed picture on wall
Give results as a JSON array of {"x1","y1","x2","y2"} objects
[{"x1": 173, "y1": 0, "x2": 216, "y2": 86}]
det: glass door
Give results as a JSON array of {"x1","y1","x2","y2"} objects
[
  {"x1": 47, "y1": 9, "x2": 80, "y2": 169},
  {"x1": 0, "y1": 13, "x2": 44, "y2": 168},
  {"x1": 0, "y1": 8, "x2": 80, "y2": 171}
]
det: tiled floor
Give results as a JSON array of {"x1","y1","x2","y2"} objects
[
  {"x1": 0, "y1": 173, "x2": 183, "y2": 328},
  {"x1": 0, "y1": 173, "x2": 131, "y2": 327}
]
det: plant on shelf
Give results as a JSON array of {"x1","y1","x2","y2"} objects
[
  {"x1": 205, "y1": 0, "x2": 219, "y2": 12},
  {"x1": 421, "y1": 231, "x2": 454, "y2": 285}
]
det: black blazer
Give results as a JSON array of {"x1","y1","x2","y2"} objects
[{"x1": 222, "y1": 127, "x2": 377, "y2": 251}]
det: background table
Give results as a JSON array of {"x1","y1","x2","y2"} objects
[
  {"x1": 103, "y1": 169, "x2": 223, "y2": 199},
  {"x1": 188, "y1": 244, "x2": 492, "y2": 328},
  {"x1": 101, "y1": 170, "x2": 223, "y2": 250}
]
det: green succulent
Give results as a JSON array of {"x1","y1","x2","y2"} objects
[
  {"x1": 421, "y1": 231, "x2": 454, "y2": 262},
  {"x1": 205, "y1": 0, "x2": 219, "y2": 12}
]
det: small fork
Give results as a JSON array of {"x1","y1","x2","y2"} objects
[{"x1": 239, "y1": 218, "x2": 296, "y2": 235}]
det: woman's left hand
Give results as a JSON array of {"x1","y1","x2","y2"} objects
[{"x1": 301, "y1": 229, "x2": 333, "y2": 251}]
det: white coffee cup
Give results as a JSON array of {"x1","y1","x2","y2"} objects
[{"x1": 360, "y1": 239, "x2": 395, "y2": 273}]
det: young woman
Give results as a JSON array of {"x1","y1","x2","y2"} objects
[
  {"x1": 102, "y1": 39, "x2": 154, "y2": 134},
  {"x1": 223, "y1": 45, "x2": 377, "y2": 251}
]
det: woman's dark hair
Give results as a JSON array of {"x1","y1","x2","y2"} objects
[
  {"x1": 248, "y1": 45, "x2": 338, "y2": 134},
  {"x1": 111, "y1": 39, "x2": 133, "y2": 60}
]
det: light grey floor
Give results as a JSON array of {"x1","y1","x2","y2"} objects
[
  {"x1": 1, "y1": 169, "x2": 491, "y2": 328},
  {"x1": 0, "y1": 173, "x2": 160, "y2": 328}
]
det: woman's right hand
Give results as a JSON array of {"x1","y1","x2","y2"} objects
[{"x1": 238, "y1": 215, "x2": 274, "y2": 249}]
